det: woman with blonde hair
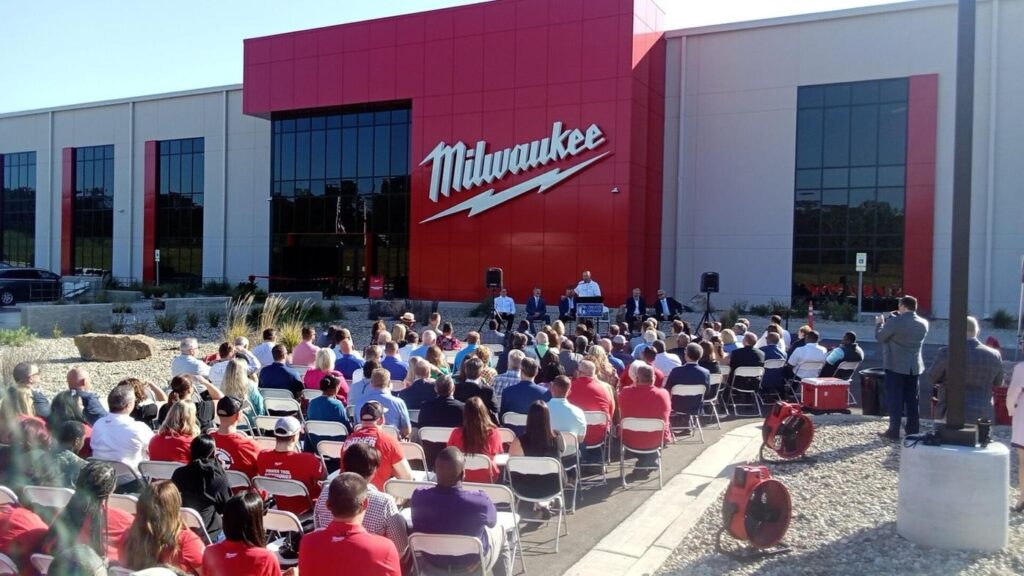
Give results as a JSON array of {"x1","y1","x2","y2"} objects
[
  {"x1": 551, "y1": 320, "x2": 567, "y2": 344},
  {"x1": 119, "y1": 480, "x2": 205, "y2": 574},
  {"x1": 473, "y1": 346, "x2": 497, "y2": 385},
  {"x1": 720, "y1": 329, "x2": 738, "y2": 354},
  {"x1": 149, "y1": 401, "x2": 200, "y2": 464},
  {"x1": 391, "y1": 323, "x2": 407, "y2": 347},
  {"x1": 426, "y1": 345, "x2": 450, "y2": 377},
  {"x1": 221, "y1": 359, "x2": 266, "y2": 423},
  {"x1": 586, "y1": 345, "x2": 620, "y2": 390},
  {"x1": 303, "y1": 348, "x2": 347, "y2": 399}
]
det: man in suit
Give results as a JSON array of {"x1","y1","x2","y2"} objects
[
  {"x1": 453, "y1": 357, "x2": 496, "y2": 414},
  {"x1": 558, "y1": 286, "x2": 577, "y2": 323},
  {"x1": 624, "y1": 288, "x2": 647, "y2": 329},
  {"x1": 525, "y1": 287, "x2": 551, "y2": 327},
  {"x1": 558, "y1": 340, "x2": 583, "y2": 378},
  {"x1": 728, "y1": 333, "x2": 765, "y2": 387},
  {"x1": 665, "y1": 344, "x2": 710, "y2": 394},
  {"x1": 926, "y1": 316, "x2": 1003, "y2": 423},
  {"x1": 875, "y1": 295, "x2": 929, "y2": 440},
  {"x1": 652, "y1": 289, "x2": 685, "y2": 322}
]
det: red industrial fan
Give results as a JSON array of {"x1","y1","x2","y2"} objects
[
  {"x1": 718, "y1": 465, "x2": 793, "y2": 559},
  {"x1": 760, "y1": 402, "x2": 815, "y2": 462}
]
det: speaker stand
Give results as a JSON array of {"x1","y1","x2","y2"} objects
[
  {"x1": 478, "y1": 287, "x2": 500, "y2": 333},
  {"x1": 698, "y1": 291, "x2": 716, "y2": 328}
]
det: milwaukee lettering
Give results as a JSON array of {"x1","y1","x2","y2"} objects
[{"x1": 421, "y1": 122, "x2": 606, "y2": 203}]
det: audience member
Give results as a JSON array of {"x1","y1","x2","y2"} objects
[
  {"x1": 492, "y1": 349, "x2": 525, "y2": 410},
  {"x1": 399, "y1": 330, "x2": 419, "y2": 362},
  {"x1": 787, "y1": 325, "x2": 811, "y2": 360},
  {"x1": 447, "y1": 397, "x2": 504, "y2": 483},
  {"x1": 120, "y1": 377, "x2": 165, "y2": 429},
  {"x1": 396, "y1": 357, "x2": 435, "y2": 412},
  {"x1": 788, "y1": 330, "x2": 827, "y2": 379},
  {"x1": 48, "y1": 389, "x2": 93, "y2": 456},
  {"x1": 172, "y1": 435, "x2": 231, "y2": 542},
  {"x1": 208, "y1": 341, "x2": 238, "y2": 386},
  {"x1": 308, "y1": 374, "x2": 352, "y2": 434},
  {"x1": 65, "y1": 367, "x2": 107, "y2": 425},
  {"x1": 304, "y1": 348, "x2": 343, "y2": 393},
  {"x1": 665, "y1": 343, "x2": 711, "y2": 395},
  {"x1": 927, "y1": 316, "x2": 1004, "y2": 422},
  {"x1": 220, "y1": 358, "x2": 266, "y2": 424},
  {"x1": 454, "y1": 357, "x2": 496, "y2": 414},
  {"x1": 632, "y1": 329, "x2": 657, "y2": 360},
  {"x1": 499, "y1": 358, "x2": 551, "y2": 432},
  {"x1": 611, "y1": 335, "x2": 634, "y2": 368},
  {"x1": 416, "y1": 375, "x2": 465, "y2": 429},
  {"x1": 453, "y1": 331, "x2": 480, "y2": 371},
  {"x1": 618, "y1": 363, "x2": 671, "y2": 469},
  {"x1": 12, "y1": 362, "x2": 50, "y2": 419},
  {"x1": 259, "y1": 344, "x2": 305, "y2": 400},
  {"x1": 585, "y1": 345, "x2": 620, "y2": 391},
  {"x1": 720, "y1": 329, "x2": 738, "y2": 354},
  {"x1": 171, "y1": 338, "x2": 212, "y2": 380},
  {"x1": 508, "y1": 401, "x2": 565, "y2": 515},
  {"x1": 567, "y1": 360, "x2": 614, "y2": 451},
  {"x1": 149, "y1": 401, "x2": 200, "y2": 464},
  {"x1": 652, "y1": 340, "x2": 682, "y2": 375},
  {"x1": 381, "y1": 341, "x2": 409, "y2": 382},
  {"x1": 0, "y1": 499, "x2": 47, "y2": 572},
  {"x1": 356, "y1": 368, "x2": 412, "y2": 438},
  {"x1": 759, "y1": 332, "x2": 787, "y2": 361},
  {"x1": 409, "y1": 330, "x2": 437, "y2": 360},
  {"x1": 728, "y1": 333, "x2": 765, "y2": 386},
  {"x1": 558, "y1": 340, "x2": 583, "y2": 378},
  {"x1": 291, "y1": 326, "x2": 320, "y2": 367},
  {"x1": 42, "y1": 461, "x2": 131, "y2": 562},
  {"x1": 46, "y1": 545, "x2": 108, "y2": 576},
  {"x1": 481, "y1": 319, "x2": 506, "y2": 346},
  {"x1": 202, "y1": 492, "x2": 284, "y2": 576},
  {"x1": 342, "y1": 402, "x2": 413, "y2": 490},
  {"x1": 821, "y1": 331, "x2": 865, "y2": 377},
  {"x1": 252, "y1": 329, "x2": 278, "y2": 367},
  {"x1": 256, "y1": 416, "x2": 326, "y2": 515},
  {"x1": 158, "y1": 373, "x2": 221, "y2": 431},
  {"x1": 210, "y1": 396, "x2": 262, "y2": 479},
  {"x1": 438, "y1": 323, "x2": 461, "y2": 351},
  {"x1": 91, "y1": 384, "x2": 154, "y2": 474},
  {"x1": 54, "y1": 420, "x2": 88, "y2": 486},
  {"x1": 119, "y1": 480, "x2": 205, "y2": 573},
  {"x1": 547, "y1": 376, "x2": 587, "y2": 439},
  {"x1": 349, "y1": 358, "x2": 381, "y2": 408}
]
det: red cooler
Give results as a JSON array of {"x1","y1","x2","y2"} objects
[{"x1": 801, "y1": 377, "x2": 849, "y2": 411}]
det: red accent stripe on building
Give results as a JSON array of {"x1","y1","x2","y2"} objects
[
  {"x1": 904, "y1": 74, "x2": 938, "y2": 314},
  {"x1": 60, "y1": 148, "x2": 75, "y2": 276},
  {"x1": 143, "y1": 141, "x2": 158, "y2": 284}
]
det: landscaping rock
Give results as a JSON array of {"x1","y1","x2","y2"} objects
[{"x1": 73, "y1": 333, "x2": 159, "y2": 362}]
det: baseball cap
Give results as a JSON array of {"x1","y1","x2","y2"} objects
[
  {"x1": 612, "y1": 335, "x2": 627, "y2": 344},
  {"x1": 216, "y1": 396, "x2": 243, "y2": 417},
  {"x1": 273, "y1": 416, "x2": 302, "y2": 438},
  {"x1": 360, "y1": 400, "x2": 388, "y2": 422}
]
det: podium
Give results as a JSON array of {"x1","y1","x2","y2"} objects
[{"x1": 575, "y1": 299, "x2": 607, "y2": 332}]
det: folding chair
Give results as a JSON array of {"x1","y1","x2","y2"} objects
[
  {"x1": 30, "y1": 554, "x2": 52, "y2": 575},
  {"x1": 507, "y1": 456, "x2": 568, "y2": 552},
  {"x1": 670, "y1": 384, "x2": 706, "y2": 443},
  {"x1": 306, "y1": 420, "x2": 348, "y2": 443},
  {"x1": 558, "y1": 431, "x2": 581, "y2": 512},
  {"x1": 22, "y1": 486, "x2": 74, "y2": 511},
  {"x1": 464, "y1": 482, "x2": 525, "y2": 574},
  {"x1": 381, "y1": 424, "x2": 401, "y2": 439},
  {"x1": 401, "y1": 441, "x2": 427, "y2": 471},
  {"x1": 139, "y1": 460, "x2": 183, "y2": 482},
  {"x1": 255, "y1": 436, "x2": 278, "y2": 451},
  {"x1": 108, "y1": 493, "x2": 139, "y2": 516},
  {"x1": 719, "y1": 365, "x2": 731, "y2": 382},
  {"x1": 761, "y1": 359, "x2": 788, "y2": 403},
  {"x1": 226, "y1": 470, "x2": 252, "y2": 490},
  {"x1": 264, "y1": 509, "x2": 304, "y2": 569},
  {"x1": 619, "y1": 417, "x2": 667, "y2": 489},
  {"x1": 181, "y1": 506, "x2": 213, "y2": 544},
  {"x1": 836, "y1": 361, "x2": 861, "y2": 405},
  {"x1": 260, "y1": 388, "x2": 294, "y2": 400},
  {"x1": 317, "y1": 440, "x2": 345, "y2": 460},
  {"x1": 582, "y1": 410, "x2": 611, "y2": 471},
  {"x1": 464, "y1": 453, "x2": 497, "y2": 484},
  {"x1": 729, "y1": 366, "x2": 765, "y2": 416},
  {"x1": 409, "y1": 534, "x2": 488, "y2": 576},
  {"x1": 0, "y1": 553, "x2": 18, "y2": 575},
  {"x1": 253, "y1": 416, "x2": 279, "y2": 436},
  {"x1": 703, "y1": 373, "x2": 725, "y2": 428},
  {"x1": 288, "y1": 365, "x2": 311, "y2": 379},
  {"x1": 0, "y1": 486, "x2": 18, "y2": 505},
  {"x1": 383, "y1": 478, "x2": 434, "y2": 504},
  {"x1": 484, "y1": 343, "x2": 505, "y2": 356},
  {"x1": 265, "y1": 398, "x2": 304, "y2": 422},
  {"x1": 88, "y1": 458, "x2": 144, "y2": 492},
  {"x1": 253, "y1": 476, "x2": 314, "y2": 522},
  {"x1": 787, "y1": 361, "x2": 824, "y2": 401},
  {"x1": 442, "y1": 350, "x2": 458, "y2": 367},
  {"x1": 408, "y1": 409, "x2": 420, "y2": 425},
  {"x1": 418, "y1": 427, "x2": 456, "y2": 471},
  {"x1": 301, "y1": 389, "x2": 321, "y2": 402},
  {"x1": 502, "y1": 412, "x2": 528, "y2": 428}
]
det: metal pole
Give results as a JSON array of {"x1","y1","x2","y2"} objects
[
  {"x1": 945, "y1": 0, "x2": 976, "y2": 432},
  {"x1": 858, "y1": 271, "x2": 864, "y2": 317}
]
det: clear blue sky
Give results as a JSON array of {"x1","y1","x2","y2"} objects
[{"x1": 0, "y1": 0, "x2": 897, "y2": 114}]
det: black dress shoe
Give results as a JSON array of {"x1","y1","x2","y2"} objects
[{"x1": 877, "y1": 431, "x2": 899, "y2": 441}]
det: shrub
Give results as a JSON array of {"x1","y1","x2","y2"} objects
[
  {"x1": 52, "y1": 323, "x2": 64, "y2": 338},
  {"x1": 305, "y1": 303, "x2": 328, "y2": 324},
  {"x1": 112, "y1": 304, "x2": 133, "y2": 314},
  {"x1": 991, "y1": 309, "x2": 1016, "y2": 330},
  {"x1": 730, "y1": 300, "x2": 749, "y2": 316},
  {"x1": 155, "y1": 313, "x2": 179, "y2": 333},
  {"x1": 207, "y1": 310, "x2": 223, "y2": 329},
  {"x1": 133, "y1": 318, "x2": 149, "y2": 335},
  {"x1": 223, "y1": 295, "x2": 255, "y2": 343},
  {"x1": 0, "y1": 327, "x2": 36, "y2": 347},
  {"x1": 822, "y1": 301, "x2": 857, "y2": 322},
  {"x1": 328, "y1": 301, "x2": 343, "y2": 321},
  {"x1": 749, "y1": 303, "x2": 772, "y2": 317},
  {"x1": 80, "y1": 320, "x2": 96, "y2": 334},
  {"x1": 111, "y1": 316, "x2": 127, "y2": 335},
  {"x1": 470, "y1": 296, "x2": 495, "y2": 318},
  {"x1": 202, "y1": 280, "x2": 233, "y2": 296},
  {"x1": 767, "y1": 298, "x2": 791, "y2": 315},
  {"x1": 278, "y1": 320, "x2": 303, "y2": 352},
  {"x1": 258, "y1": 295, "x2": 291, "y2": 334},
  {"x1": 184, "y1": 311, "x2": 199, "y2": 331},
  {"x1": 718, "y1": 309, "x2": 738, "y2": 331}
]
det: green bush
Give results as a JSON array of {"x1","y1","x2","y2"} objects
[
  {"x1": 822, "y1": 301, "x2": 857, "y2": 322},
  {"x1": 133, "y1": 318, "x2": 149, "y2": 335},
  {"x1": 718, "y1": 309, "x2": 738, "y2": 331},
  {"x1": 730, "y1": 300, "x2": 749, "y2": 316},
  {"x1": 155, "y1": 313, "x2": 179, "y2": 333},
  {"x1": 305, "y1": 303, "x2": 328, "y2": 324},
  {"x1": 184, "y1": 311, "x2": 199, "y2": 331},
  {"x1": 80, "y1": 320, "x2": 96, "y2": 334},
  {"x1": 202, "y1": 280, "x2": 233, "y2": 296},
  {"x1": 767, "y1": 299, "x2": 791, "y2": 315},
  {"x1": 327, "y1": 301, "x2": 343, "y2": 321},
  {"x1": 112, "y1": 304, "x2": 133, "y2": 314},
  {"x1": 749, "y1": 303, "x2": 772, "y2": 316},
  {"x1": 470, "y1": 296, "x2": 495, "y2": 318},
  {"x1": 0, "y1": 327, "x2": 36, "y2": 347},
  {"x1": 111, "y1": 316, "x2": 127, "y2": 335},
  {"x1": 207, "y1": 310, "x2": 223, "y2": 329},
  {"x1": 991, "y1": 309, "x2": 1016, "y2": 330}
]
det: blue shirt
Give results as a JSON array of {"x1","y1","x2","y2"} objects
[
  {"x1": 357, "y1": 388, "x2": 411, "y2": 432},
  {"x1": 409, "y1": 345, "x2": 430, "y2": 359},
  {"x1": 334, "y1": 353, "x2": 365, "y2": 381},
  {"x1": 452, "y1": 344, "x2": 478, "y2": 372},
  {"x1": 306, "y1": 395, "x2": 351, "y2": 451},
  {"x1": 381, "y1": 355, "x2": 409, "y2": 381},
  {"x1": 258, "y1": 363, "x2": 304, "y2": 398},
  {"x1": 499, "y1": 380, "x2": 551, "y2": 434},
  {"x1": 608, "y1": 355, "x2": 625, "y2": 374}
]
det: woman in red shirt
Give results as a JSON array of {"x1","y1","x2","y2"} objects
[
  {"x1": 119, "y1": 480, "x2": 205, "y2": 574},
  {"x1": 203, "y1": 491, "x2": 286, "y2": 576},
  {"x1": 149, "y1": 401, "x2": 200, "y2": 463},
  {"x1": 41, "y1": 461, "x2": 134, "y2": 562},
  {"x1": 447, "y1": 397, "x2": 504, "y2": 483}
]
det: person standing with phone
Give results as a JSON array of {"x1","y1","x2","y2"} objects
[{"x1": 875, "y1": 295, "x2": 929, "y2": 441}]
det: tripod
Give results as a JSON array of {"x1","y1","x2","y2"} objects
[
  {"x1": 698, "y1": 291, "x2": 716, "y2": 328},
  {"x1": 478, "y1": 288, "x2": 501, "y2": 333}
]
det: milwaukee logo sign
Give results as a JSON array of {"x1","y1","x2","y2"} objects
[{"x1": 419, "y1": 121, "x2": 610, "y2": 223}]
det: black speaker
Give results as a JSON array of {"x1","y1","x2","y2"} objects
[
  {"x1": 485, "y1": 267, "x2": 504, "y2": 289},
  {"x1": 700, "y1": 272, "x2": 719, "y2": 293}
]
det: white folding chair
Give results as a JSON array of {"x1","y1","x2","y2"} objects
[
  {"x1": 670, "y1": 384, "x2": 706, "y2": 443},
  {"x1": 30, "y1": 554, "x2": 52, "y2": 575},
  {"x1": 0, "y1": 552, "x2": 18, "y2": 574},
  {"x1": 22, "y1": 486, "x2": 74, "y2": 511},
  {"x1": 418, "y1": 426, "x2": 455, "y2": 444},
  {"x1": 501, "y1": 412, "x2": 528, "y2": 428},
  {"x1": 260, "y1": 388, "x2": 294, "y2": 400},
  {"x1": 464, "y1": 453, "x2": 497, "y2": 484},
  {"x1": 619, "y1": 417, "x2": 666, "y2": 489},
  {"x1": 0, "y1": 486, "x2": 18, "y2": 505},
  {"x1": 254, "y1": 436, "x2": 278, "y2": 451},
  {"x1": 108, "y1": 493, "x2": 139, "y2": 516},
  {"x1": 264, "y1": 509, "x2": 304, "y2": 568},
  {"x1": 730, "y1": 366, "x2": 765, "y2": 416},
  {"x1": 442, "y1": 350, "x2": 458, "y2": 366},
  {"x1": 253, "y1": 416, "x2": 280, "y2": 436},
  {"x1": 463, "y1": 482, "x2": 525, "y2": 574},
  {"x1": 301, "y1": 389, "x2": 321, "y2": 402},
  {"x1": 720, "y1": 365, "x2": 731, "y2": 380},
  {"x1": 496, "y1": 427, "x2": 516, "y2": 447},
  {"x1": 484, "y1": 344, "x2": 505, "y2": 355},
  {"x1": 381, "y1": 424, "x2": 400, "y2": 439},
  {"x1": 558, "y1": 431, "x2": 581, "y2": 513},
  {"x1": 789, "y1": 361, "x2": 826, "y2": 401},
  {"x1": 88, "y1": 457, "x2": 144, "y2": 489},
  {"x1": 409, "y1": 534, "x2": 488, "y2": 576},
  {"x1": 583, "y1": 410, "x2": 611, "y2": 474},
  {"x1": 506, "y1": 456, "x2": 568, "y2": 552},
  {"x1": 317, "y1": 440, "x2": 345, "y2": 460},
  {"x1": 288, "y1": 364, "x2": 311, "y2": 378},
  {"x1": 305, "y1": 420, "x2": 348, "y2": 441},
  {"x1": 836, "y1": 361, "x2": 861, "y2": 405},
  {"x1": 383, "y1": 478, "x2": 434, "y2": 504},
  {"x1": 401, "y1": 441, "x2": 427, "y2": 471},
  {"x1": 139, "y1": 460, "x2": 183, "y2": 482},
  {"x1": 226, "y1": 470, "x2": 252, "y2": 490},
  {"x1": 391, "y1": 380, "x2": 407, "y2": 392},
  {"x1": 265, "y1": 398, "x2": 304, "y2": 422},
  {"x1": 181, "y1": 506, "x2": 213, "y2": 544},
  {"x1": 253, "y1": 476, "x2": 313, "y2": 520},
  {"x1": 408, "y1": 409, "x2": 420, "y2": 425},
  {"x1": 761, "y1": 359, "x2": 788, "y2": 402},
  {"x1": 703, "y1": 373, "x2": 725, "y2": 427}
]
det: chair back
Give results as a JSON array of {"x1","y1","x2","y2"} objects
[
  {"x1": 108, "y1": 493, "x2": 139, "y2": 516},
  {"x1": 30, "y1": 554, "x2": 52, "y2": 575},
  {"x1": 502, "y1": 412, "x2": 528, "y2": 427},
  {"x1": 484, "y1": 344, "x2": 505, "y2": 355},
  {"x1": 443, "y1": 350, "x2": 458, "y2": 366},
  {"x1": 259, "y1": 388, "x2": 294, "y2": 400},
  {"x1": 317, "y1": 440, "x2": 345, "y2": 460},
  {"x1": 409, "y1": 534, "x2": 486, "y2": 576},
  {"x1": 305, "y1": 420, "x2": 348, "y2": 439},
  {"x1": 301, "y1": 389, "x2": 321, "y2": 401},
  {"x1": 619, "y1": 417, "x2": 666, "y2": 451},
  {"x1": 139, "y1": 460, "x2": 183, "y2": 482},
  {"x1": 733, "y1": 366, "x2": 764, "y2": 379},
  {"x1": 23, "y1": 486, "x2": 74, "y2": 511},
  {"x1": 835, "y1": 361, "x2": 860, "y2": 380},
  {"x1": 719, "y1": 365, "x2": 731, "y2": 378},
  {"x1": 0, "y1": 553, "x2": 18, "y2": 575},
  {"x1": 181, "y1": 506, "x2": 213, "y2": 544},
  {"x1": 253, "y1": 416, "x2": 279, "y2": 436},
  {"x1": 418, "y1": 426, "x2": 455, "y2": 445},
  {"x1": 408, "y1": 409, "x2": 420, "y2": 424},
  {"x1": 0, "y1": 486, "x2": 18, "y2": 505},
  {"x1": 584, "y1": 411, "x2": 609, "y2": 426},
  {"x1": 384, "y1": 478, "x2": 434, "y2": 501},
  {"x1": 732, "y1": 366, "x2": 764, "y2": 393},
  {"x1": 400, "y1": 441, "x2": 427, "y2": 470},
  {"x1": 87, "y1": 457, "x2": 142, "y2": 485},
  {"x1": 288, "y1": 364, "x2": 311, "y2": 378},
  {"x1": 265, "y1": 397, "x2": 303, "y2": 418},
  {"x1": 463, "y1": 482, "x2": 515, "y2": 509},
  {"x1": 795, "y1": 360, "x2": 825, "y2": 379},
  {"x1": 559, "y1": 431, "x2": 580, "y2": 459},
  {"x1": 381, "y1": 425, "x2": 400, "y2": 439},
  {"x1": 264, "y1": 508, "x2": 303, "y2": 534},
  {"x1": 253, "y1": 476, "x2": 310, "y2": 499},
  {"x1": 709, "y1": 373, "x2": 723, "y2": 386},
  {"x1": 763, "y1": 359, "x2": 786, "y2": 370},
  {"x1": 671, "y1": 384, "x2": 706, "y2": 414},
  {"x1": 496, "y1": 427, "x2": 516, "y2": 447},
  {"x1": 703, "y1": 379, "x2": 721, "y2": 401},
  {"x1": 463, "y1": 453, "x2": 494, "y2": 477},
  {"x1": 225, "y1": 470, "x2": 252, "y2": 490},
  {"x1": 254, "y1": 436, "x2": 277, "y2": 451},
  {"x1": 506, "y1": 456, "x2": 564, "y2": 502}
]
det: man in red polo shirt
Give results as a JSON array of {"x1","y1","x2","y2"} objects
[
  {"x1": 567, "y1": 360, "x2": 615, "y2": 456},
  {"x1": 618, "y1": 363, "x2": 671, "y2": 474},
  {"x1": 256, "y1": 416, "x2": 326, "y2": 516},
  {"x1": 619, "y1": 348, "x2": 666, "y2": 389},
  {"x1": 299, "y1": 472, "x2": 401, "y2": 576},
  {"x1": 210, "y1": 396, "x2": 263, "y2": 479},
  {"x1": 342, "y1": 402, "x2": 413, "y2": 490}
]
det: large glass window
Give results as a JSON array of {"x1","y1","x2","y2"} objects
[
  {"x1": 157, "y1": 138, "x2": 204, "y2": 285},
  {"x1": 1, "y1": 152, "x2": 36, "y2": 267},
  {"x1": 271, "y1": 104, "x2": 411, "y2": 296},
  {"x1": 73, "y1": 145, "x2": 114, "y2": 272},
  {"x1": 792, "y1": 78, "x2": 907, "y2": 312}
]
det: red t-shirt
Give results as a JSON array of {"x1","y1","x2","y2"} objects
[
  {"x1": 619, "y1": 367, "x2": 666, "y2": 389},
  {"x1": 148, "y1": 431, "x2": 194, "y2": 464},
  {"x1": 0, "y1": 504, "x2": 47, "y2": 575},
  {"x1": 341, "y1": 426, "x2": 405, "y2": 490},
  {"x1": 447, "y1": 427, "x2": 503, "y2": 483},
  {"x1": 203, "y1": 539, "x2": 281, "y2": 576},
  {"x1": 256, "y1": 450, "x2": 325, "y2": 515},
  {"x1": 210, "y1": 431, "x2": 263, "y2": 478},
  {"x1": 298, "y1": 521, "x2": 400, "y2": 576},
  {"x1": 117, "y1": 526, "x2": 205, "y2": 574},
  {"x1": 53, "y1": 506, "x2": 135, "y2": 563},
  {"x1": 618, "y1": 384, "x2": 672, "y2": 448},
  {"x1": 568, "y1": 377, "x2": 615, "y2": 445}
]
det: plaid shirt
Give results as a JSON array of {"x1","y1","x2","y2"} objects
[
  {"x1": 491, "y1": 369, "x2": 521, "y2": 410},
  {"x1": 314, "y1": 479, "x2": 408, "y2": 554}
]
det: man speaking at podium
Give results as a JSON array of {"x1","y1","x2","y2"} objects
[{"x1": 575, "y1": 270, "x2": 602, "y2": 298}]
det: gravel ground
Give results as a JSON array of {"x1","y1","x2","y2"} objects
[
  {"x1": 8, "y1": 301, "x2": 493, "y2": 401},
  {"x1": 658, "y1": 416, "x2": 1024, "y2": 576}
]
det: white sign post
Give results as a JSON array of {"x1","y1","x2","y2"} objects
[
  {"x1": 155, "y1": 249, "x2": 161, "y2": 286},
  {"x1": 855, "y1": 252, "x2": 867, "y2": 316}
]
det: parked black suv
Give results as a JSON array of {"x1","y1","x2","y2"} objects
[{"x1": 0, "y1": 265, "x2": 62, "y2": 306}]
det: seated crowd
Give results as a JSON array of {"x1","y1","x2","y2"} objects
[{"x1": 0, "y1": 308, "x2": 863, "y2": 575}]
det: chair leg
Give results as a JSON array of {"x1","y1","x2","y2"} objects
[
  {"x1": 711, "y1": 402, "x2": 722, "y2": 429},
  {"x1": 694, "y1": 415, "x2": 704, "y2": 443},
  {"x1": 620, "y1": 447, "x2": 627, "y2": 488},
  {"x1": 657, "y1": 452, "x2": 663, "y2": 489}
]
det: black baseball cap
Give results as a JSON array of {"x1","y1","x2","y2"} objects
[
  {"x1": 360, "y1": 400, "x2": 387, "y2": 421},
  {"x1": 216, "y1": 395, "x2": 243, "y2": 417}
]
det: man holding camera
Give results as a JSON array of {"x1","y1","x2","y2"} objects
[{"x1": 875, "y1": 295, "x2": 929, "y2": 441}]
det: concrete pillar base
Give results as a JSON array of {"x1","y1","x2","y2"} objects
[{"x1": 897, "y1": 440, "x2": 1009, "y2": 551}]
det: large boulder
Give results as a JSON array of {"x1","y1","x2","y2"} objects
[{"x1": 73, "y1": 333, "x2": 159, "y2": 362}]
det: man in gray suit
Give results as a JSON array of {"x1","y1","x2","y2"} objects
[
  {"x1": 875, "y1": 295, "x2": 929, "y2": 440},
  {"x1": 926, "y1": 316, "x2": 1003, "y2": 423}
]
